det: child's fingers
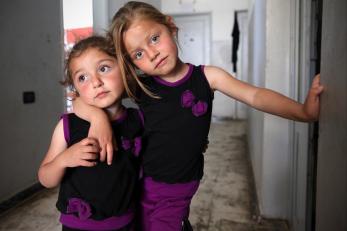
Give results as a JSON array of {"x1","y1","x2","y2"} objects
[
  {"x1": 310, "y1": 74, "x2": 324, "y2": 95},
  {"x1": 82, "y1": 153, "x2": 99, "y2": 160},
  {"x1": 81, "y1": 137, "x2": 99, "y2": 147},
  {"x1": 99, "y1": 146, "x2": 107, "y2": 162},
  {"x1": 312, "y1": 74, "x2": 321, "y2": 86},
  {"x1": 83, "y1": 145, "x2": 100, "y2": 154},
  {"x1": 317, "y1": 85, "x2": 324, "y2": 94},
  {"x1": 79, "y1": 160, "x2": 97, "y2": 167},
  {"x1": 106, "y1": 143, "x2": 114, "y2": 165}
]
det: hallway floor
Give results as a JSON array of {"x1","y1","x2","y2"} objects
[{"x1": 0, "y1": 120, "x2": 289, "y2": 231}]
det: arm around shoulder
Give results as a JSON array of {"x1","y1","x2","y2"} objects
[{"x1": 72, "y1": 97, "x2": 115, "y2": 164}]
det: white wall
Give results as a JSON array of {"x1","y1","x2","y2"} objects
[
  {"x1": 248, "y1": 0, "x2": 293, "y2": 219},
  {"x1": 93, "y1": 0, "x2": 161, "y2": 35},
  {"x1": 0, "y1": 0, "x2": 64, "y2": 202},
  {"x1": 247, "y1": 0, "x2": 266, "y2": 216},
  {"x1": 63, "y1": 0, "x2": 93, "y2": 29}
]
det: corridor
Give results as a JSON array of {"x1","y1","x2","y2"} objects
[{"x1": 0, "y1": 120, "x2": 288, "y2": 231}]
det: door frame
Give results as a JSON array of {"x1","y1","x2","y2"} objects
[
  {"x1": 288, "y1": 0, "x2": 320, "y2": 230},
  {"x1": 170, "y1": 12, "x2": 212, "y2": 65}
]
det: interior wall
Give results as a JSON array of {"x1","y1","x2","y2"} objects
[
  {"x1": 93, "y1": 0, "x2": 161, "y2": 35},
  {"x1": 316, "y1": 0, "x2": 347, "y2": 229},
  {"x1": 0, "y1": 0, "x2": 64, "y2": 201},
  {"x1": 247, "y1": 0, "x2": 266, "y2": 216},
  {"x1": 63, "y1": 0, "x2": 93, "y2": 29},
  {"x1": 248, "y1": 0, "x2": 293, "y2": 219}
]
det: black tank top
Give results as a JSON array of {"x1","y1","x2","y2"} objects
[
  {"x1": 137, "y1": 64, "x2": 213, "y2": 183},
  {"x1": 56, "y1": 108, "x2": 143, "y2": 220}
]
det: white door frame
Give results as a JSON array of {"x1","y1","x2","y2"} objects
[{"x1": 170, "y1": 12, "x2": 212, "y2": 65}]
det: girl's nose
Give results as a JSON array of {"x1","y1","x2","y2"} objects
[
  {"x1": 92, "y1": 76, "x2": 103, "y2": 88},
  {"x1": 148, "y1": 47, "x2": 159, "y2": 61}
]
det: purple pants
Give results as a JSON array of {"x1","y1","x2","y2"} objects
[{"x1": 140, "y1": 177, "x2": 199, "y2": 231}]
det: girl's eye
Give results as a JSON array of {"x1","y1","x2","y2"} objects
[
  {"x1": 151, "y1": 35, "x2": 159, "y2": 44},
  {"x1": 78, "y1": 74, "x2": 88, "y2": 83},
  {"x1": 135, "y1": 51, "x2": 143, "y2": 60},
  {"x1": 99, "y1": 65, "x2": 110, "y2": 73}
]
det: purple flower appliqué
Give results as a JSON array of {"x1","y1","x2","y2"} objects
[
  {"x1": 192, "y1": 100, "x2": 208, "y2": 117},
  {"x1": 66, "y1": 198, "x2": 92, "y2": 220},
  {"x1": 181, "y1": 90, "x2": 195, "y2": 108},
  {"x1": 122, "y1": 137, "x2": 142, "y2": 157}
]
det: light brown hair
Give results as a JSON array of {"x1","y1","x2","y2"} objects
[{"x1": 108, "y1": 1, "x2": 178, "y2": 100}]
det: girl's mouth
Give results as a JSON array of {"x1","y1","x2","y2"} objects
[
  {"x1": 95, "y1": 91, "x2": 109, "y2": 99},
  {"x1": 155, "y1": 56, "x2": 168, "y2": 69}
]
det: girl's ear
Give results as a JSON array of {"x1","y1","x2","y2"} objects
[{"x1": 166, "y1": 16, "x2": 178, "y2": 36}]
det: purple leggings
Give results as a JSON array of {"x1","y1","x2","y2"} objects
[{"x1": 140, "y1": 177, "x2": 199, "y2": 231}]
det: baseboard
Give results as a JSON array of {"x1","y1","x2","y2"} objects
[{"x1": 0, "y1": 183, "x2": 44, "y2": 216}]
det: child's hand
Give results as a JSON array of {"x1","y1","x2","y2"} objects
[
  {"x1": 59, "y1": 137, "x2": 100, "y2": 168},
  {"x1": 71, "y1": 97, "x2": 117, "y2": 165},
  {"x1": 303, "y1": 74, "x2": 324, "y2": 121},
  {"x1": 88, "y1": 115, "x2": 116, "y2": 165}
]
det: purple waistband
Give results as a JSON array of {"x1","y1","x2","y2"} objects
[
  {"x1": 143, "y1": 177, "x2": 200, "y2": 198},
  {"x1": 60, "y1": 210, "x2": 133, "y2": 230}
]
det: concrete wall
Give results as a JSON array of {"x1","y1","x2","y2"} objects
[
  {"x1": 248, "y1": 0, "x2": 293, "y2": 219},
  {"x1": 316, "y1": 0, "x2": 347, "y2": 229},
  {"x1": 0, "y1": 0, "x2": 64, "y2": 201},
  {"x1": 247, "y1": 0, "x2": 266, "y2": 216}
]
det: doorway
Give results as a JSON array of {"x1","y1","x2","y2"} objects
[{"x1": 171, "y1": 13, "x2": 211, "y2": 65}]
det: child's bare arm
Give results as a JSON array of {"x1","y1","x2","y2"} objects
[
  {"x1": 38, "y1": 119, "x2": 99, "y2": 188},
  {"x1": 205, "y1": 66, "x2": 323, "y2": 122},
  {"x1": 251, "y1": 74, "x2": 323, "y2": 121},
  {"x1": 72, "y1": 97, "x2": 115, "y2": 165}
]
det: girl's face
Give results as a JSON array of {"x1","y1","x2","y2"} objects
[
  {"x1": 123, "y1": 19, "x2": 179, "y2": 77},
  {"x1": 70, "y1": 48, "x2": 124, "y2": 109}
]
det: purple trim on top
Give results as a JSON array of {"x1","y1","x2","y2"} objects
[
  {"x1": 153, "y1": 63, "x2": 193, "y2": 87},
  {"x1": 200, "y1": 65, "x2": 205, "y2": 73},
  {"x1": 138, "y1": 109, "x2": 145, "y2": 127},
  {"x1": 61, "y1": 114, "x2": 70, "y2": 144},
  {"x1": 60, "y1": 210, "x2": 133, "y2": 231}
]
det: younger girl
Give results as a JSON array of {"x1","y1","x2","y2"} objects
[
  {"x1": 38, "y1": 35, "x2": 144, "y2": 231},
  {"x1": 74, "y1": 2, "x2": 324, "y2": 230}
]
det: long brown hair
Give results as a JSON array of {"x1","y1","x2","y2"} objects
[{"x1": 108, "y1": 1, "x2": 178, "y2": 100}]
